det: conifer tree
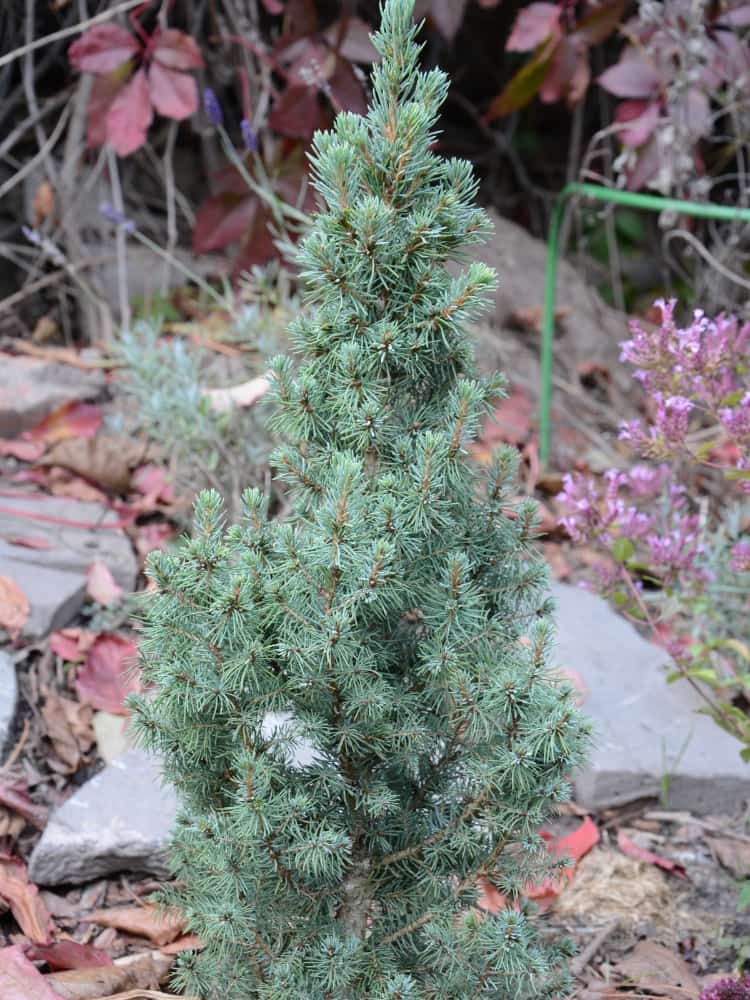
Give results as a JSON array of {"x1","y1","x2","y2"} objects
[{"x1": 132, "y1": 2, "x2": 591, "y2": 995}]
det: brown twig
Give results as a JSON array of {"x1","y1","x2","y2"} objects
[
  {"x1": 0, "y1": 0, "x2": 146, "y2": 70},
  {"x1": 89, "y1": 993, "x2": 200, "y2": 1000},
  {"x1": 570, "y1": 918, "x2": 619, "y2": 977}
]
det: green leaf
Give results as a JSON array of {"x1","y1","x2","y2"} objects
[
  {"x1": 612, "y1": 537, "x2": 635, "y2": 564},
  {"x1": 740, "y1": 747, "x2": 750, "y2": 763},
  {"x1": 485, "y1": 38, "x2": 559, "y2": 120}
]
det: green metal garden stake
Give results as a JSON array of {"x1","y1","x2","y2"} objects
[{"x1": 540, "y1": 182, "x2": 750, "y2": 465}]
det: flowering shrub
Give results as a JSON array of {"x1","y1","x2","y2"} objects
[
  {"x1": 701, "y1": 975, "x2": 750, "y2": 1000},
  {"x1": 558, "y1": 300, "x2": 750, "y2": 752},
  {"x1": 599, "y1": 0, "x2": 750, "y2": 193}
]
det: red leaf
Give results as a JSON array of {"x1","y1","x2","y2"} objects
[
  {"x1": 261, "y1": 0, "x2": 285, "y2": 11},
  {"x1": 132, "y1": 464, "x2": 174, "y2": 505},
  {"x1": 527, "y1": 816, "x2": 600, "y2": 907},
  {"x1": 617, "y1": 830, "x2": 689, "y2": 879},
  {"x1": 75, "y1": 634, "x2": 139, "y2": 715},
  {"x1": 136, "y1": 522, "x2": 175, "y2": 559},
  {"x1": 0, "y1": 855, "x2": 54, "y2": 945},
  {"x1": 86, "y1": 561, "x2": 124, "y2": 607},
  {"x1": 148, "y1": 62, "x2": 198, "y2": 120},
  {"x1": 27, "y1": 401, "x2": 102, "y2": 444},
  {"x1": 106, "y1": 67, "x2": 153, "y2": 157},
  {"x1": 193, "y1": 193, "x2": 260, "y2": 253},
  {"x1": 615, "y1": 99, "x2": 660, "y2": 147},
  {"x1": 85, "y1": 72, "x2": 125, "y2": 148},
  {"x1": 3, "y1": 535, "x2": 55, "y2": 550},
  {"x1": 68, "y1": 24, "x2": 139, "y2": 74},
  {"x1": 426, "y1": 0, "x2": 468, "y2": 41},
  {"x1": 598, "y1": 48, "x2": 661, "y2": 98},
  {"x1": 28, "y1": 941, "x2": 113, "y2": 972},
  {"x1": 151, "y1": 28, "x2": 204, "y2": 70},
  {"x1": 269, "y1": 83, "x2": 322, "y2": 140},
  {"x1": 506, "y1": 3, "x2": 560, "y2": 52},
  {"x1": 0, "y1": 945, "x2": 65, "y2": 1000},
  {"x1": 324, "y1": 17, "x2": 379, "y2": 63},
  {"x1": 328, "y1": 56, "x2": 368, "y2": 115},
  {"x1": 0, "y1": 440, "x2": 45, "y2": 462},
  {"x1": 49, "y1": 627, "x2": 98, "y2": 663}
]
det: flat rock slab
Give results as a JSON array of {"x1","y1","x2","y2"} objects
[
  {"x1": 553, "y1": 583, "x2": 748, "y2": 815},
  {"x1": 29, "y1": 748, "x2": 178, "y2": 886},
  {"x1": 0, "y1": 494, "x2": 137, "y2": 639},
  {"x1": 0, "y1": 354, "x2": 104, "y2": 438},
  {"x1": 0, "y1": 651, "x2": 17, "y2": 755}
]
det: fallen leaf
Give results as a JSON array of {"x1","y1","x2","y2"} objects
[
  {"x1": 472, "y1": 388, "x2": 535, "y2": 464},
  {"x1": 0, "y1": 855, "x2": 54, "y2": 944},
  {"x1": 528, "y1": 816, "x2": 601, "y2": 906},
  {"x1": 508, "y1": 305, "x2": 570, "y2": 333},
  {"x1": 0, "y1": 944, "x2": 65, "y2": 1000},
  {"x1": 541, "y1": 541, "x2": 571, "y2": 580},
  {"x1": 0, "y1": 576, "x2": 30, "y2": 639},
  {"x1": 708, "y1": 837, "x2": 750, "y2": 878},
  {"x1": 0, "y1": 783, "x2": 48, "y2": 830},
  {"x1": 41, "y1": 692, "x2": 94, "y2": 772},
  {"x1": 203, "y1": 374, "x2": 272, "y2": 413},
  {"x1": 86, "y1": 562, "x2": 124, "y2": 607},
  {"x1": 2, "y1": 535, "x2": 55, "y2": 550},
  {"x1": 135, "y1": 522, "x2": 175, "y2": 561},
  {"x1": 132, "y1": 464, "x2": 174, "y2": 507},
  {"x1": 49, "y1": 628, "x2": 98, "y2": 663},
  {"x1": 616, "y1": 940, "x2": 700, "y2": 994},
  {"x1": 84, "y1": 903, "x2": 186, "y2": 947},
  {"x1": 75, "y1": 634, "x2": 140, "y2": 715},
  {"x1": 479, "y1": 817, "x2": 599, "y2": 914},
  {"x1": 41, "y1": 434, "x2": 149, "y2": 495},
  {"x1": 617, "y1": 830, "x2": 689, "y2": 879},
  {"x1": 27, "y1": 402, "x2": 103, "y2": 444},
  {"x1": 45, "y1": 468, "x2": 109, "y2": 505},
  {"x1": 553, "y1": 667, "x2": 589, "y2": 706},
  {"x1": 28, "y1": 941, "x2": 113, "y2": 972},
  {"x1": 160, "y1": 933, "x2": 204, "y2": 954},
  {"x1": 0, "y1": 439, "x2": 46, "y2": 462},
  {"x1": 46, "y1": 948, "x2": 174, "y2": 998}
]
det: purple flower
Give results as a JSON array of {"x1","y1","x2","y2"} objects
[
  {"x1": 700, "y1": 975, "x2": 750, "y2": 1000},
  {"x1": 241, "y1": 118, "x2": 258, "y2": 153},
  {"x1": 98, "y1": 201, "x2": 135, "y2": 233},
  {"x1": 720, "y1": 393, "x2": 750, "y2": 441},
  {"x1": 203, "y1": 87, "x2": 223, "y2": 127},
  {"x1": 654, "y1": 393, "x2": 693, "y2": 447},
  {"x1": 730, "y1": 540, "x2": 750, "y2": 572}
]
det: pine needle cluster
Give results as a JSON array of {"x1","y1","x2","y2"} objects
[{"x1": 131, "y1": 3, "x2": 591, "y2": 996}]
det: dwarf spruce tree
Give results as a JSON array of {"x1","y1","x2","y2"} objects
[{"x1": 132, "y1": 3, "x2": 590, "y2": 996}]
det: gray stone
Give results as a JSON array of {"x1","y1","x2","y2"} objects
[
  {"x1": 552, "y1": 582, "x2": 749, "y2": 815},
  {"x1": 0, "y1": 651, "x2": 17, "y2": 755},
  {"x1": 0, "y1": 494, "x2": 137, "y2": 639},
  {"x1": 0, "y1": 355, "x2": 104, "y2": 439},
  {"x1": 28, "y1": 749, "x2": 178, "y2": 886}
]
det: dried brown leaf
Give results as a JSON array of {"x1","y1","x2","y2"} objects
[
  {"x1": 41, "y1": 692, "x2": 94, "y2": 773},
  {"x1": 616, "y1": 940, "x2": 700, "y2": 995},
  {"x1": 84, "y1": 904, "x2": 185, "y2": 947},
  {"x1": 0, "y1": 855, "x2": 54, "y2": 944},
  {"x1": 45, "y1": 950, "x2": 174, "y2": 1000},
  {"x1": 0, "y1": 576, "x2": 30, "y2": 639}
]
